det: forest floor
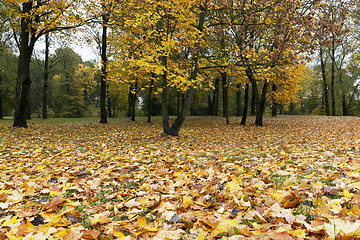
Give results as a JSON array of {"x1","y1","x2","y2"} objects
[{"x1": 0, "y1": 115, "x2": 360, "y2": 239}]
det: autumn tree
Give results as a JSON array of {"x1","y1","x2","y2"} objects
[{"x1": 3, "y1": 0, "x2": 86, "y2": 127}]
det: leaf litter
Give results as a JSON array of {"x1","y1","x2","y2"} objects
[{"x1": 0, "y1": 116, "x2": 360, "y2": 239}]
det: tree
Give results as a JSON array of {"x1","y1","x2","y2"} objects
[{"x1": 3, "y1": 0, "x2": 85, "y2": 127}]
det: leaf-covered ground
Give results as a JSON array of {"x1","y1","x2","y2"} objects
[{"x1": 0, "y1": 116, "x2": 360, "y2": 240}]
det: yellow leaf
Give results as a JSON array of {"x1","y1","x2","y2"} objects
[
  {"x1": 113, "y1": 231, "x2": 125, "y2": 238},
  {"x1": 144, "y1": 226, "x2": 158, "y2": 232},
  {"x1": 183, "y1": 196, "x2": 193, "y2": 208},
  {"x1": 55, "y1": 229, "x2": 68, "y2": 238},
  {"x1": 137, "y1": 216, "x2": 146, "y2": 228},
  {"x1": 343, "y1": 190, "x2": 354, "y2": 199},
  {"x1": 197, "y1": 234, "x2": 206, "y2": 240},
  {"x1": 290, "y1": 229, "x2": 306, "y2": 238}
]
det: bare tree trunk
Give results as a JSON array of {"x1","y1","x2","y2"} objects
[
  {"x1": 127, "y1": 86, "x2": 132, "y2": 118},
  {"x1": 330, "y1": 37, "x2": 336, "y2": 116},
  {"x1": 271, "y1": 84, "x2": 277, "y2": 117},
  {"x1": 14, "y1": 2, "x2": 34, "y2": 127},
  {"x1": 214, "y1": 77, "x2": 219, "y2": 116},
  {"x1": 42, "y1": 33, "x2": 49, "y2": 119},
  {"x1": 320, "y1": 47, "x2": 330, "y2": 116},
  {"x1": 339, "y1": 69, "x2": 347, "y2": 116},
  {"x1": 130, "y1": 81, "x2": 137, "y2": 121},
  {"x1": 221, "y1": 72, "x2": 229, "y2": 124},
  {"x1": 250, "y1": 85, "x2": 257, "y2": 116},
  {"x1": 255, "y1": 80, "x2": 268, "y2": 126},
  {"x1": 236, "y1": 83, "x2": 242, "y2": 116},
  {"x1": 240, "y1": 83, "x2": 249, "y2": 125},
  {"x1": 0, "y1": 73, "x2": 3, "y2": 119},
  {"x1": 100, "y1": 14, "x2": 108, "y2": 124},
  {"x1": 147, "y1": 78, "x2": 154, "y2": 123}
]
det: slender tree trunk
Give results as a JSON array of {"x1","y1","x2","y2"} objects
[
  {"x1": 127, "y1": 86, "x2": 132, "y2": 118},
  {"x1": 221, "y1": 72, "x2": 229, "y2": 124},
  {"x1": 107, "y1": 95, "x2": 112, "y2": 118},
  {"x1": 339, "y1": 69, "x2": 347, "y2": 116},
  {"x1": 100, "y1": 14, "x2": 108, "y2": 124},
  {"x1": 255, "y1": 80, "x2": 268, "y2": 126},
  {"x1": 240, "y1": 83, "x2": 249, "y2": 125},
  {"x1": 320, "y1": 47, "x2": 330, "y2": 116},
  {"x1": 207, "y1": 92, "x2": 213, "y2": 115},
  {"x1": 271, "y1": 84, "x2": 277, "y2": 117},
  {"x1": 42, "y1": 33, "x2": 49, "y2": 119},
  {"x1": 0, "y1": 73, "x2": 3, "y2": 119},
  {"x1": 14, "y1": 2, "x2": 34, "y2": 127},
  {"x1": 147, "y1": 78, "x2": 154, "y2": 123},
  {"x1": 214, "y1": 77, "x2": 219, "y2": 116},
  {"x1": 131, "y1": 81, "x2": 137, "y2": 121},
  {"x1": 236, "y1": 83, "x2": 242, "y2": 116},
  {"x1": 250, "y1": 85, "x2": 256, "y2": 115},
  {"x1": 330, "y1": 37, "x2": 336, "y2": 116},
  {"x1": 177, "y1": 90, "x2": 181, "y2": 117}
]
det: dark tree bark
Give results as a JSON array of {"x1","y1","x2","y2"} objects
[
  {"x1": 240, "y1": 83, "x2": 249, "y2": 125},
  {"x1": 255, "y1": 80, "x2": 268, "y2": 126},
  {"x1": 207, "y1": 77, "x2": 220, "y2": 115},
  {"x1": 177, "y1": 90, "x2": 181, "y2": 118},
  {"x1": 236, "y1": 83, "x2": 242, "y2": 116},
  {"x1": 221, "y1": 72, "x2": 229, "y2": 124},
  {"x1": 320, "y1": 47, "x2": 330, "y2": 116},
  {"x1": 339, "y1": 69, "x2": 347, "y2": 116},
  {"x1": 147, "y1": 78, "x2": 154, "y2": 123},
  {"x1": 42, "y1": 33, "x2": 49, "y2": 119},
  {"x1": 271, "y1": 84, "x2": 277, "y2": 117},
  {"x1": 127, "y1": 86, "x2": 132, "y2": 117},
  {"x1": 100, "y1": 14, "x2": 108, "y2": 124},
  {"x1": 250, "y1": 84, "x2": 257, "y2": 116},
  {"x1": 130, "y1": 81, "x2": 137, "y2": 121},
  {"x1": 330, "y1": 37, "x2": 336, "y2": 116},
  {"x1": 0, "y1": 73, "x2": 3, "y2": 119},
  {"x1": 13, "y1": 2, "x2": 34, "y2": 127},
  {"x1": 107, "y1": 94, "x2": 112, "y2": 118}
]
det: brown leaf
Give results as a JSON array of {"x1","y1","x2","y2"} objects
[{"x1": 45, "y1": 198, "x2": 64, "y2": 212}]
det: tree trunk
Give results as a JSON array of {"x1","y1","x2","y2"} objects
[
  {"x1": 320, "y1": 47, "x2": 330, "y2": 116},
  {"x1": 250, "y1": 84, "x2": 256, "y2": 115},
  {"x1": 0, "y1": 73, "x2": 3, "y2": 119},
  {"x1": 214, "y1": 77, "x2": 219, "y2": 116},
  {"x1": 271, "y1": 83, "x2": 277, "y2": 117},
  {"x1": 177, "y1": 90, "x2": 181, "y2": 117},
  {"x1": 127, "y1": 86, "x2": 132, "y2": 118},
  {"x1": 107, "y1": 95, "x2": 112, "y2": 118},
  {"x1": 236, "y1": 83, "x2": 242, "y2": 116},
  {"x1": 42, "y1": 33, "x2": 49, "y2": 119},
  {"x1": 147, "y1": 78, "x2": 154, "y2": 123},
  {"x1": 130, "y1": 81, "x2": 137, "y2": 121},
  {"x1": 100, "y1": 14, "x2": 108, "y2": 124},
  {"x1": 240, "y1": 83, "x2": 249, "y2": 125},
  {"x1": 14, "y1": 2, "x2": 34, "y2": 128},
  {"x1": 255, "y1": 80, "x2": 268, "y2": 126},
  {"x1": 339, "y1": 69, "x2": 347, "y2": 116},
  {"x1": 221, "y1": 72, "x2": 229, "y2": 124},
  {"x1": 330, "y1": 37, "x2": 336, "y2": 116}
]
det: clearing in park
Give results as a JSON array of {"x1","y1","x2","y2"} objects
[{"x1": 0, "y1": 116, "x2": 360, "y2": 239}]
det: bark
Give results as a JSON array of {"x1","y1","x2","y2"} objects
[
  {"x1": 42, "y1": 33, "x2": 49, "y2": 119},
  {"x1": 14, "y1": 2, "x2": 34, "y2": 127},
  {"x1": 214, "y1": 77, "x2": 219, "y2": 115},
  {"x1": 250, "y1": 85, "x2": 256, "y2": 115},
  {"x1": 100, "y1": 14, "x2": 108, "y2": 124},
  {"x1": 339, "y1": 69, "x2": 347, "y2": 116},
  {"x1": 236, "y1": 83, "x2": 242, "y2": 116},
  {"x1": 177, "y1": 90, "x2": 181, "y2": 118},
  {"x1": 240, "y1": 83, "x2": 249, "y2": 125},
  {"x1": 107, "y1": 94, "x2": 112, "y2": 118},
  {"x1": 130, "y1": 81, "x2": 137, "y2": 121},
  {"x1": 330, "y1": 37, "x2": 336, "y2": 116},
  {"x1": 271, "y1": 84, "x2": 277, "y2": 117},
  {"x1": 147, "y1": 77, "x2": 154, "y2": 123},
  {"x1": 221, "y1": 72, "x2": 229, "y2": 124},
  {"x1": 255, "y1": 80, "x2": 268, "y2": 126},
  {"x1": 0, "y1": 73, "x2": 3, "y2": 119},
  {"x1": 320, "y1": 47, "x2": 330, "y2": 116},
  {"x1": 127, "y1": 87, "x2": 132, "y2": 117}
]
